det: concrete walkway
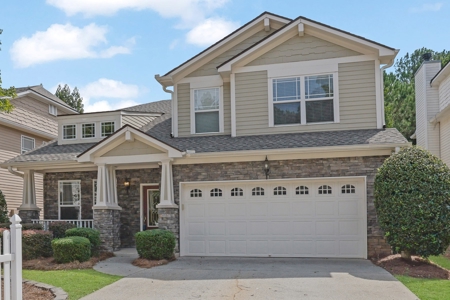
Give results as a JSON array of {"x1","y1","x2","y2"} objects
[{"x1": 85, "y1": 249, "x2": 418, "y2": 300}]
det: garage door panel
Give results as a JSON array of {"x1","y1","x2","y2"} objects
[{"x1": 182, "y1": 178, "x2": 366, "y2": 258}]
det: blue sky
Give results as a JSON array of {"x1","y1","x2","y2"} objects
[{"x1": 1, "y1": 0, "x2": 449, "y2": 112}]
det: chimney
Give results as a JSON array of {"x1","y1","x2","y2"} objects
[{"x1": 422, "y1": 53, "x2": 432, "y2": 61}]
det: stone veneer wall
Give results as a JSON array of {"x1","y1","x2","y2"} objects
[
  {"x1": 94, "y1": 209, "x2": 121, "y2": 251},
  {"x1": 172, "y1": 156, "x2": 392, "y2": 258},
  {"x1": 18, "y1": 210, "x2": 40, "y2": 223}
]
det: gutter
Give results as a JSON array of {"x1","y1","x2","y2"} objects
[
  {"x1": 155, "y1": 74, "x2": 175, "y2": 137},
  {"x1": 8, "y1": 167, "x2": 24, "y2": 178}
]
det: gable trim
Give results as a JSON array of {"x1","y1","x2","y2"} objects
[{"x1": 16, "y1": 90, "x2": 78, "y2": 114}]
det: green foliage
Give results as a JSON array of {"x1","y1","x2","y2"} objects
[
  {"x1": 55, "y1": 84, "x2": 84, "y2": 113},
  {"x1": 65, "y1": 228, "x2": 100, "y2": 256},
  {"x1": 0, "y1": 223, "x2": 43, "y2": 230},
  {"x1": 374, "y1": 147, "x2": 450, "y2": 258},
  {"x1": 52, "y1": 236, "x2": 91, "y2": 263},
  {"x1": 0, "y1": 190, "x2": 8, "y2": 223},
  {"x1": 0, "y1": 29, "x2": 16, "y2": 113},
  {"x1": 384, "y1": 48, "x2": 450, "y2": 141},
  {"x1": 49, "y1": 221, "x2": 76, "y2": 238},
  {"x1": 22, "y1": 230, "x2": 53, "y2": 260},
  {"x1": 135, "y1": 229, "x2": 176, "y2": 260}
]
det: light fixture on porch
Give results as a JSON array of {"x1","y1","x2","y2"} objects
[
  {"x1": 264, "y1": 156, "x2": 270, "y2": 180},
  {"x1": 124, "y1": 178, "x2": 131, "y2": 194}
]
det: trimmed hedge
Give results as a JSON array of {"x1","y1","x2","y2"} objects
[
  {"x1": 23, "y1": 230, "x2": 53, "y2": 260},
  {"x1": 374, "y1": 147, "x2": 450, "y2": 258},
  {"x1": 135, "y1": 229, "x2": 176, "y2": 260},
  {"x1": 49, "y1": 221, "x2": 76, "y2": 238},
  {"x1": 0, "y1": 223, "x2": 43, "y2": 230},
  {"x1": 65, "y1": 228, "x2": 100, "y2": 256},
  {"x1": 52, "y1": 236, "x2": 91, "y2": 263}
]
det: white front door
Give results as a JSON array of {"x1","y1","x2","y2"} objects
[{"x1": 180, "y1": 177, "x2": 367, "y2": 258}]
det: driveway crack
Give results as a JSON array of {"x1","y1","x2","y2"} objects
[{"x1": 232, "y1": 271, "x2": 243, "y2": 300}]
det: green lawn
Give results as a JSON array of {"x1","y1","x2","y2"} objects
[
  {"x1": 429, "y1": 255, "x2": 450, "y2": 270},
  {"x1": 396, "y1": 275, "x2": 450, "y2": 300},
  {"x1": 23, "y1": 269, "x2": 122, "y2": 300}
]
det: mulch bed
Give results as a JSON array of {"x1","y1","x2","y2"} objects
[
  {"x1": 132, "y1": 256, "x2": 176, "y2": 269},
  {"x1": 375, "y1": 254, "x2": 450, "y2": 279},
  {"x1": 23, "y1": 251, "x2": 114, "y2": 271},
  {"x1": 2, "y1": 280, "x2": 54, "y2": 300}
]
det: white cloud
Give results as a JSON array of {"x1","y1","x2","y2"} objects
[
  {"x1": 410, "y1": 2, "x2": 443, "y2": 13},
  {"x1": 84, "y1": 99, "x2": 140, "y2": 112},
  {"x1": 186, "y1": 18, "x2": 239, "y2": 47},
  {"x1": 10, "y1": 23, "x2": 133, "y2": 68}
]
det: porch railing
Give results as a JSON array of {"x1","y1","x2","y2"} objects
[{"x1": 31, "y1": 219, "x2": 94, "y2": 231}]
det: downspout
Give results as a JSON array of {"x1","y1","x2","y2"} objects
[
  {"x1": 163, "y1": 86, "x2": 175, "y2": 138},
  {"x1": 380, "y1": 50, "x2": 399, "y2": 127},
  {"x1": 8, "y1": 166, "x2": 24, "y2": 178}
]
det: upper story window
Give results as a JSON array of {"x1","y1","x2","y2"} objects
[
  {"x1": 63, "y1": 125, "x2": 76, "y2": 140},
  {"x1": 194, "y1": 88, "x2": 220, "y2": 134},
  {"x1": 21, "y1": 136, "x2": 35, "y2": 154},
  {"x1": 82, "y1": 123, "x2": 95, "y2": 139},
  {"x1": 101, "y1": 122, "x2": 115, "y2": 137},
  {"x1": 271, "y1": 74, "x2": 336, "y2": 126},
  {"x1": 49, "y1": 105, "x2": 57, "y2": 116}
]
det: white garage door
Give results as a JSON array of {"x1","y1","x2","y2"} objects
[{"x1": 180, "y1": 177, "x2": 366, "y2": 258}]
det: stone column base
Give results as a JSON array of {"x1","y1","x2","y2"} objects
[
  {"x1": 367, "y1": 236, "x2": 392, "y2": 259},
  {"x1": 93, "y1": 209, "x2": 121, "y2": 251},
  {"x1": 18, "y1": 209, "x2": 40, "y2": 223},
  {"x1": 158, "y1": 208, "x2": 179, "y2": 252}
]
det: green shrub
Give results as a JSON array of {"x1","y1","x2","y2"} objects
[
  {"x1": 0, "y1": 191, "x2": 8, "y2": 223},
  {"x1": 374, "y1": 147, "x2": 450, "y2": 259},
  {"x1": 65, "y1": 228, "x2": 100, "y2": 256},
  {"x1": 52, "y1": 236, "x2": 91, "y2": 263},
  {"x1": 22, "y1": 223, "x2": 43, "y2": 231},
  {"x1": 22, "y1": 230, "x2": 53, "y2": 260},
  {"x1": 135, "y1": 229, "x2": 176, "y2": 260},
  {"x1": 49, "y1": 221, "x2": 76, "y2": 238},
  {"x1": 0, "y1": 223, "x2": 10, "y2": 228}
]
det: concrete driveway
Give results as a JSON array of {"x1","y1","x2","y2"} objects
[{"x1": 83, "y1": 255, "x2": 417, "y2": 300}]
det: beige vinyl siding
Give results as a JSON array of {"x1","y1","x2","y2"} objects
[
  {"x1": 0, "y1": 95, "x2": 58, "y2": 137},
  {"x1": 426, "y1": 64, "x2": 442, "y2": 157},
  {"x1": 0, "y1": 126, "x2": 46, "y2": 217},
  {"x1": 415, "y1": 65, "x2": 427, "y2": 149},
  {"x1": 439, "y1": 74, "x2": 450, "y2": 111},
  {"x1": 223, "y1": 82, "x2": 231, "y2": 135},
  {"x1": 247, "y1": 34, "x2": 361, "y2": 66},
  {"x1": 440, "y1": 116, "x2": 450, "y2": 166},
  {"x1": 235, "y1": 61, "x2": 377, "y2": 136},
  {"x1": 186, "y1": 29, "x2": 276, "y2": 77},
  {"x1": 122, "y1": 115, "x2": 157, "y2": 130},
  {"x1": 177, "y1": 83, "x2": 191, "y2": 136}
]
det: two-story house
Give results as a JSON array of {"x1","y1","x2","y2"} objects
[
  {"x1": 0, "y1": 85, "x2": 77, "y2": 217},
  {"x1": 1, "y1": 12, "x2": 409, "y2": 259},
  {"x1": 414, "y1": 56, "x2": 450, "y2": 166}
]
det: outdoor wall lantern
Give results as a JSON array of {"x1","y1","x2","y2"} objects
[
  {"x1": 124, "y1": 178, "x2": 131, "y2": 194},
  {"x1": 264, "y1": 156, "x2": 270, "y2": 179}
]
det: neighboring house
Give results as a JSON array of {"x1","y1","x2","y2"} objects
[
  {"x1": 414, "y1": 57, "x2": 450, "y2": 166},
  {"x1": 0, "y1": 85, "x2": 77, "y2": 218},
  {"x1": 1, "y1": 12, "x2": 409, "y2": 259}
]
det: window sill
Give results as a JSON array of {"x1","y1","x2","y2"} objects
[{"x1": 271, "y1": 121, "x2": 338, "y2": 128}]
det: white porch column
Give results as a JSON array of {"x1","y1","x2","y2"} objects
[
  {"x1": 94, "y1": 164, "x2": 121, "y2": 210},
  {"x1": 157, "y1": 159, "x2": 178, "y2": 208},
  {"x1": 18, "y1": 170, "x2": 40, "y2": 223}
]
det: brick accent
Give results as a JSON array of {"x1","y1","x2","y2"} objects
[
  {"x1": 172, "y1": 156, "x2": 392, "y2": 258},
  {"x1": 18, "y1": 209, "x2": 40, "y2": 223},
  {"x1": 93, "y1": 209, "x2": 121, "y2": 251},
  {"x1": 158, "y1": 208, "x2": 179, "y2": 250}
]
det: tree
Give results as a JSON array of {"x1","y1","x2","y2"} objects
[
  {"x1": 55, "y1": 84, "x2": 84, "y2": 113},
  {"x1": 0, "y1": 29, "x2": 16, "y2": 113},
  {"x1": 0, "y1": 190, "x2": 9, "y2": 224},
  {"x1": 384, "y1": 48, "x2": 450, "y2": 141},
  {"x1": 374, "y1": 147, "x2": 450, "y2": 260}
]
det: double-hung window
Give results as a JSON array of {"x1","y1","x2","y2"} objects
[
  {"x1": 49, "y1": 105, "x2": 57, "y2": 116},
  {"x1": 193, "y1": 88, "x2": 220, "y2": 134},
  {"x1": 59, "y1": 180, "x2": 81, "y2": 220},
  {"x1": 271, "y1": 73, "x2": 336, "y2": 126},
  {"x1": 21, "y1": 136, "x2": 35, "y2": 154}
]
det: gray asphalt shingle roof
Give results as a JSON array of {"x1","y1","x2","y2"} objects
[
  {"x1": 15, "y1": 85, "x2": 77, "y2": 113},
  {"x1": 2, "y1": 100, "x2": 408, "y2": 165}
]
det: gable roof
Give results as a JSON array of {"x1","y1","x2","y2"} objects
[
  {"x1": 15, "y1": 85, "x2": 78, "y2": 114},
  {"x1": 431, "y1": 60, "x2": 450, "y2": 86},
  {"x1": 217, "y1": 16, "x2": 398, "y2": 72}
]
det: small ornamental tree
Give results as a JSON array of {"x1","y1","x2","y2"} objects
[
  {"x1": 0, "y1": 190, "x2": 8, "y2": 223},
  {"x1": 374, "y1": 147, "x2": 450, "y2": 260}
]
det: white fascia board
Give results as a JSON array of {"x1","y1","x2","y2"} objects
[
  {"x1": 0, "y1": 118, "x2": 56, "y2": 139},
  {"x1": 430, "y1": 103, "x2": 450, "y2": 124},
  {"x1": 431, "y1": 63, "x2": 450, "y2": 87},
  {"x1": 94, "y1": 153, "x2": 170, "y2": 165}
]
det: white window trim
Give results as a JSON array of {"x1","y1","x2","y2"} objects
[
  {"x1": 62, "y1": 124, "x2": 77, "y2": 140},
  {"x1": 101, "y1": 121, "x2": 116, "y2": 137},
  {"x1": 58, "y1": 180, "x2": 82, "y2": 220},
  {"x1": 268, "y1": 72, "x2": 339, "y2": 127},
  {"x1": 21, "y1": 135, "x2": 35, "y2": 154},
  {"x1": 190, "y1": 86, "x2": 224, "y2": 135},
  {"x1": 49, "y1": 105, "x2": 57, "y2": 116},
  {"x1": 82, "y1": 123, "x2": 96, "y2": 139}
]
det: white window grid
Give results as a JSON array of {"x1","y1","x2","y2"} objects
[
  {"x1": 63, "y1": 124, "x2": 76, "y2": 140},
  {"x1": 252, "y1": 187, "x2": 265, "y2": 196},
  {"x1": 101, "y1": 122, "x2": 115, "y2": 137},
  {"x1": 82, "y1": 123, "x2": 96, "y2": 139},
  {"x1": 58, "y1": 180, "x2": 82, "y2": 220},
  {"x1": 190, "y1": 189, "x2": 202, "y2": 197},
  {"x1": 231, "y1": 188, "x2": 243, "y2": 197},
  {"x1": 296, "y1": 186, "x2": 309, "y2": 195},
  {"x1": 193, "y1": 87, "x2": 221, "y2": 134},
  {"x1": 210, "y1": 188, "x2": 222, "y2": 197},
  {"x1": 273, "y1": 186, "x2": 287, "y2": 196},
  {"x1": 21, "y1": 135, "x2": 35, "y2": 154},
  {"x1": 318, "y1": 185, "x2": 332, "y2": 195},
  {"x1": 342, "y1": 184, "x2": 356, "y2": 194}
]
